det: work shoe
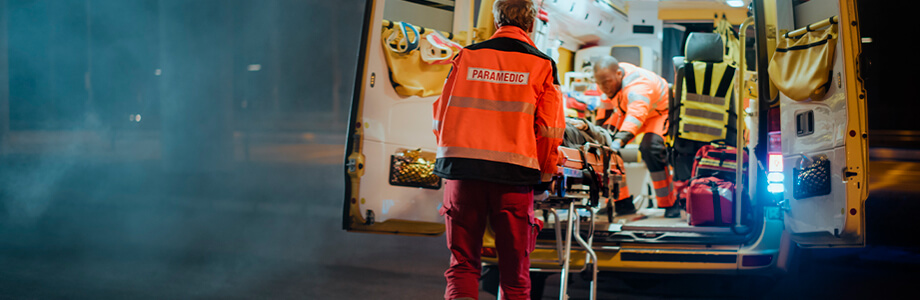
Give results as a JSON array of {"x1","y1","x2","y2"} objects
[
  {"x1": 614, "y1": 196, "x2": 637, "y2": 215},
  {"x1": 664, "y1": 205, "x2": 681, "y2": 218}
]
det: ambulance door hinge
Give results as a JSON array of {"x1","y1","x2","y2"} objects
[
  {"x1": 365, "y1": 209, "x2": 375, "y2": 225},
  {"x1": 347, "y1": 158, "x2": 358, "y2": 173}
]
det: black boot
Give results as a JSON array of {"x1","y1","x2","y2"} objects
[
  {"x1": 614, "y1": 196, "x2": 637, "y2": 216},
  {"x1": 664, "y1": 205, "x2": 681, "y2": 218}
]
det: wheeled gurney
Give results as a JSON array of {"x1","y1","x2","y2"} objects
[{"x1": 498, "y1": 142, "x2": 625, "y2": 300}]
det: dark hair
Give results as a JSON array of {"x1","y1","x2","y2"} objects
[{"x1": 492, "y1": 0, "x2": 537, "y2": 31}]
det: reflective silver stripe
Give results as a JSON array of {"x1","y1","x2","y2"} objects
[
  {"x1": 683, "y1": 123, "x2": 724, "y2": 137},
  {"x1": 624, "y1": 115, "x2": 643, "y2": 128},
  {"x1": 685, "y1": 93, "x2": 727, "y2": 106},
  {"x1": 541, "y1": 172, "x2": 554, "y2": 182},
  {"x1": 448, "y1": 96, "x2": 535, "y2": 115},
  {"x1": 537, "y1": 124, "x2": 564, "y2": 139},
  {"x1": 655, "y1": 185, "x2": 673, "y2": 197},
  {"x1": 655, "y1": 86, "x2": 669, "y2": 111},
  {"x1": 432, "y1": 120, "x2": 440, "y2": 131},
  {"x1": 650, "y1": 170, "x2": 670, "y2": 182},
  {"x1": 438, "y1": 146, "x2": 539, "y2": 169},
  {"x1": 598, "y1": 101, "x2": 615, "y2": 109},
  {"x1": 626, "y1": 90, "x2": 651, "y2": 104},
  {"x1": 623, "y1": 71, "x2": 642, "y2": 85},
  {"x1": 684, "y1": 108, "x2": 725, "y2": 121}
]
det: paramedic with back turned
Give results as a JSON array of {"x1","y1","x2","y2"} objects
[
  {"x1": 431, "y1": 0, "x2": 564, "y2": 299},
  {"x1": 592, "y1": 56, "x2": 680, "y2": 218}
]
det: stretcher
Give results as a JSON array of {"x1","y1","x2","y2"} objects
[{"x1": 498, "y1": 142, "x2": 622, "y2": 300}]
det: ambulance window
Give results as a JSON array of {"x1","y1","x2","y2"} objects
[
  {"x1": 611, "y1": 46, "x2": 642, "y2": 67},
  {"x1": 383, "y1": 0, "x2": 455, "y2": 33}
]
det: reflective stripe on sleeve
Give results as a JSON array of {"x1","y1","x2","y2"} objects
[
  {"x1": 537, "y1": 124, "x2": 564, "y2": 139},
  {"x1": 624, "y1": 115, "x2": 644, "y2": 128},
  {"x1": 626, "y1": 90, "x2": 651, "y2": 104}
]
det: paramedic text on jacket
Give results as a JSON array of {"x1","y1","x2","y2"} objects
[
  {"x1": 431, "y1": 1, "x2": 564, "y2": 299},
  {"x1": 593, "y1": 56, "x2": 679, "y2": 217}
]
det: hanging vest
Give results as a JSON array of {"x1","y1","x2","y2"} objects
[{"x1": 674, "y1": 61, "x2": 738, "y2": 146}]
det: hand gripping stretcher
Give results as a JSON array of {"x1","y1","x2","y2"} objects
[{"x1": 497, "y1": 142, "x2": 625, "y2": 300}]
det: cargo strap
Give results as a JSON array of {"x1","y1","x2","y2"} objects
[
  {"x1": 708, "y1": 181, "x2": 726, "y2": 226},
  {"x1": 578, "y1": 148, "x2": 601, "y2": 207}
]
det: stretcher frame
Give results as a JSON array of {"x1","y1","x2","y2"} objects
[
  {"x1": 497, "y1": 143, "x2": 607, "y2": 300},
  {"x1": 497, "y1": 197, "x2": 599, "y2": 300}
]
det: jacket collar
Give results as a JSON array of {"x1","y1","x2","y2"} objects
[{"x1": 490, "y1": 26, "x2": 535, "y2": 46}]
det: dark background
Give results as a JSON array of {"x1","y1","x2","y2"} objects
[{"x1": 0, "y1": 0, "x2": 917, "y2": 299}]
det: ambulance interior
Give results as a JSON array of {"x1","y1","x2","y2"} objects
[
  {"x1": 521, "y1": 0, "x2": 756, "y2": 240},
  {"x1": 347, "y1": 0, "x2": 865, "y2": 249}
]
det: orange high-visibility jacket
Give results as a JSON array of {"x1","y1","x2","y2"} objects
[
  {"x1": 432, "y1": 26, "x2": 564, "y2": 185},
  {"x1": 597, "y1": 62, "x2": 670, "y2": 143}
]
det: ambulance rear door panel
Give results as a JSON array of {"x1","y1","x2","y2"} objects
[
  {"x1": 343, "y1": 0, "x2": 473, "y2": 236},
  {"x1": 778, "y1": 0, "x2": 868, "y2": 247}
]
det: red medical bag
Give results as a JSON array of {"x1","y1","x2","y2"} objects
[{"x1": 686, "y1": 176, "x2": 735, "y2": 226}]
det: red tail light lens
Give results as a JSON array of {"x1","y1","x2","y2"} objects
[
  {"x1": 768, "y1": 153, "x2": 783, "y2": 173},
  {"x1": 482, "y1": 247, "x2": 497, "y2": 258},
  {"x1": 768, "y1": 107, "x2": 781, "y2": 132}
]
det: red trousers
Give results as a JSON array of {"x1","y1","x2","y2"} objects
[{"x1": 441, "y1": 179, "x2": 536, "y2": 300}]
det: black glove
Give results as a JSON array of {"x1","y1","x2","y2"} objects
[{"x1": 534, "y1": 182, "x2": 551, "y2": 194}]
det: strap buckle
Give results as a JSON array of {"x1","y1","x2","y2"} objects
[
  {"x1": 386, "y1": 21, "x2": 420, "y2": 54},
  {"x1": 420, "y1": 30, "x2": 461, "y2": 64}
]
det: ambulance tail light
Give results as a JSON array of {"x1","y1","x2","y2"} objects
[
  {"x1": 767, "y1": 131, "x2": 783, "y2": 194},
  {"x1": 482, "y1": 247, "x2": 497, "y2": 258}
]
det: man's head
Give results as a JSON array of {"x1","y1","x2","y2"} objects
[
  {"x1": 592, "y1": 56, "x2": 623, "y2": 99},
  {"x1": 492, "y1": 0, "x2": 537, "y2": 33}
]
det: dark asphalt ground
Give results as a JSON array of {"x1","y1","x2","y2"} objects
[{"x1": 0, "y1": 155, "x2": 918, "y2": 300}]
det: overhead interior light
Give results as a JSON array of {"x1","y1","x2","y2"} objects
[{"x1": 726, "y1": 0, "x2": 745, "y2": 7}]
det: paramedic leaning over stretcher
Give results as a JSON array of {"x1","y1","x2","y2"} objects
[
  {"x1": 593, "y1": 56, "x2": 680, "y2": 218},
  {"x1": 431, "y1": 0, "x2": 564, "y2": 299}
]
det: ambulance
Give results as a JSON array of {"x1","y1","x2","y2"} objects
[{"x1": 342, "y1": 0, "x2": 868, "y2": 296}]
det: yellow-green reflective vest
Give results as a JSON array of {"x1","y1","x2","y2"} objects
[{"x1": 676, "y1": 61, "x2": 737, "y2": 145}]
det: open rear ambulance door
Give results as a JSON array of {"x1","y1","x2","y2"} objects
[
  {"x1": 775, "y1": 0, "x2": 868, "y2": 247},
  {"x1": 343, "y1": 0, "x2": 474, "y2": 236}
]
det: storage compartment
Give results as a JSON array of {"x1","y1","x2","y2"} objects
[{"x1": 388, "y1": 148, "x2": 441, "y2": 189}]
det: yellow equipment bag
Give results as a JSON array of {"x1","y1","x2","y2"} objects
[
  {"x1": 381, "y1": 20, "x2": 459, "y2": 98},
  {"x1": 768, "y1": 19, "x2": 838, "y2": 101},
  {"x1": 714, "y1": 16, "x2": 740, "y2": 67}
]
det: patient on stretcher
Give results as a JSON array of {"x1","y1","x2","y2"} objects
[{"x1": 538, "y1": 117, "x2": 630, "y2": 220}]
